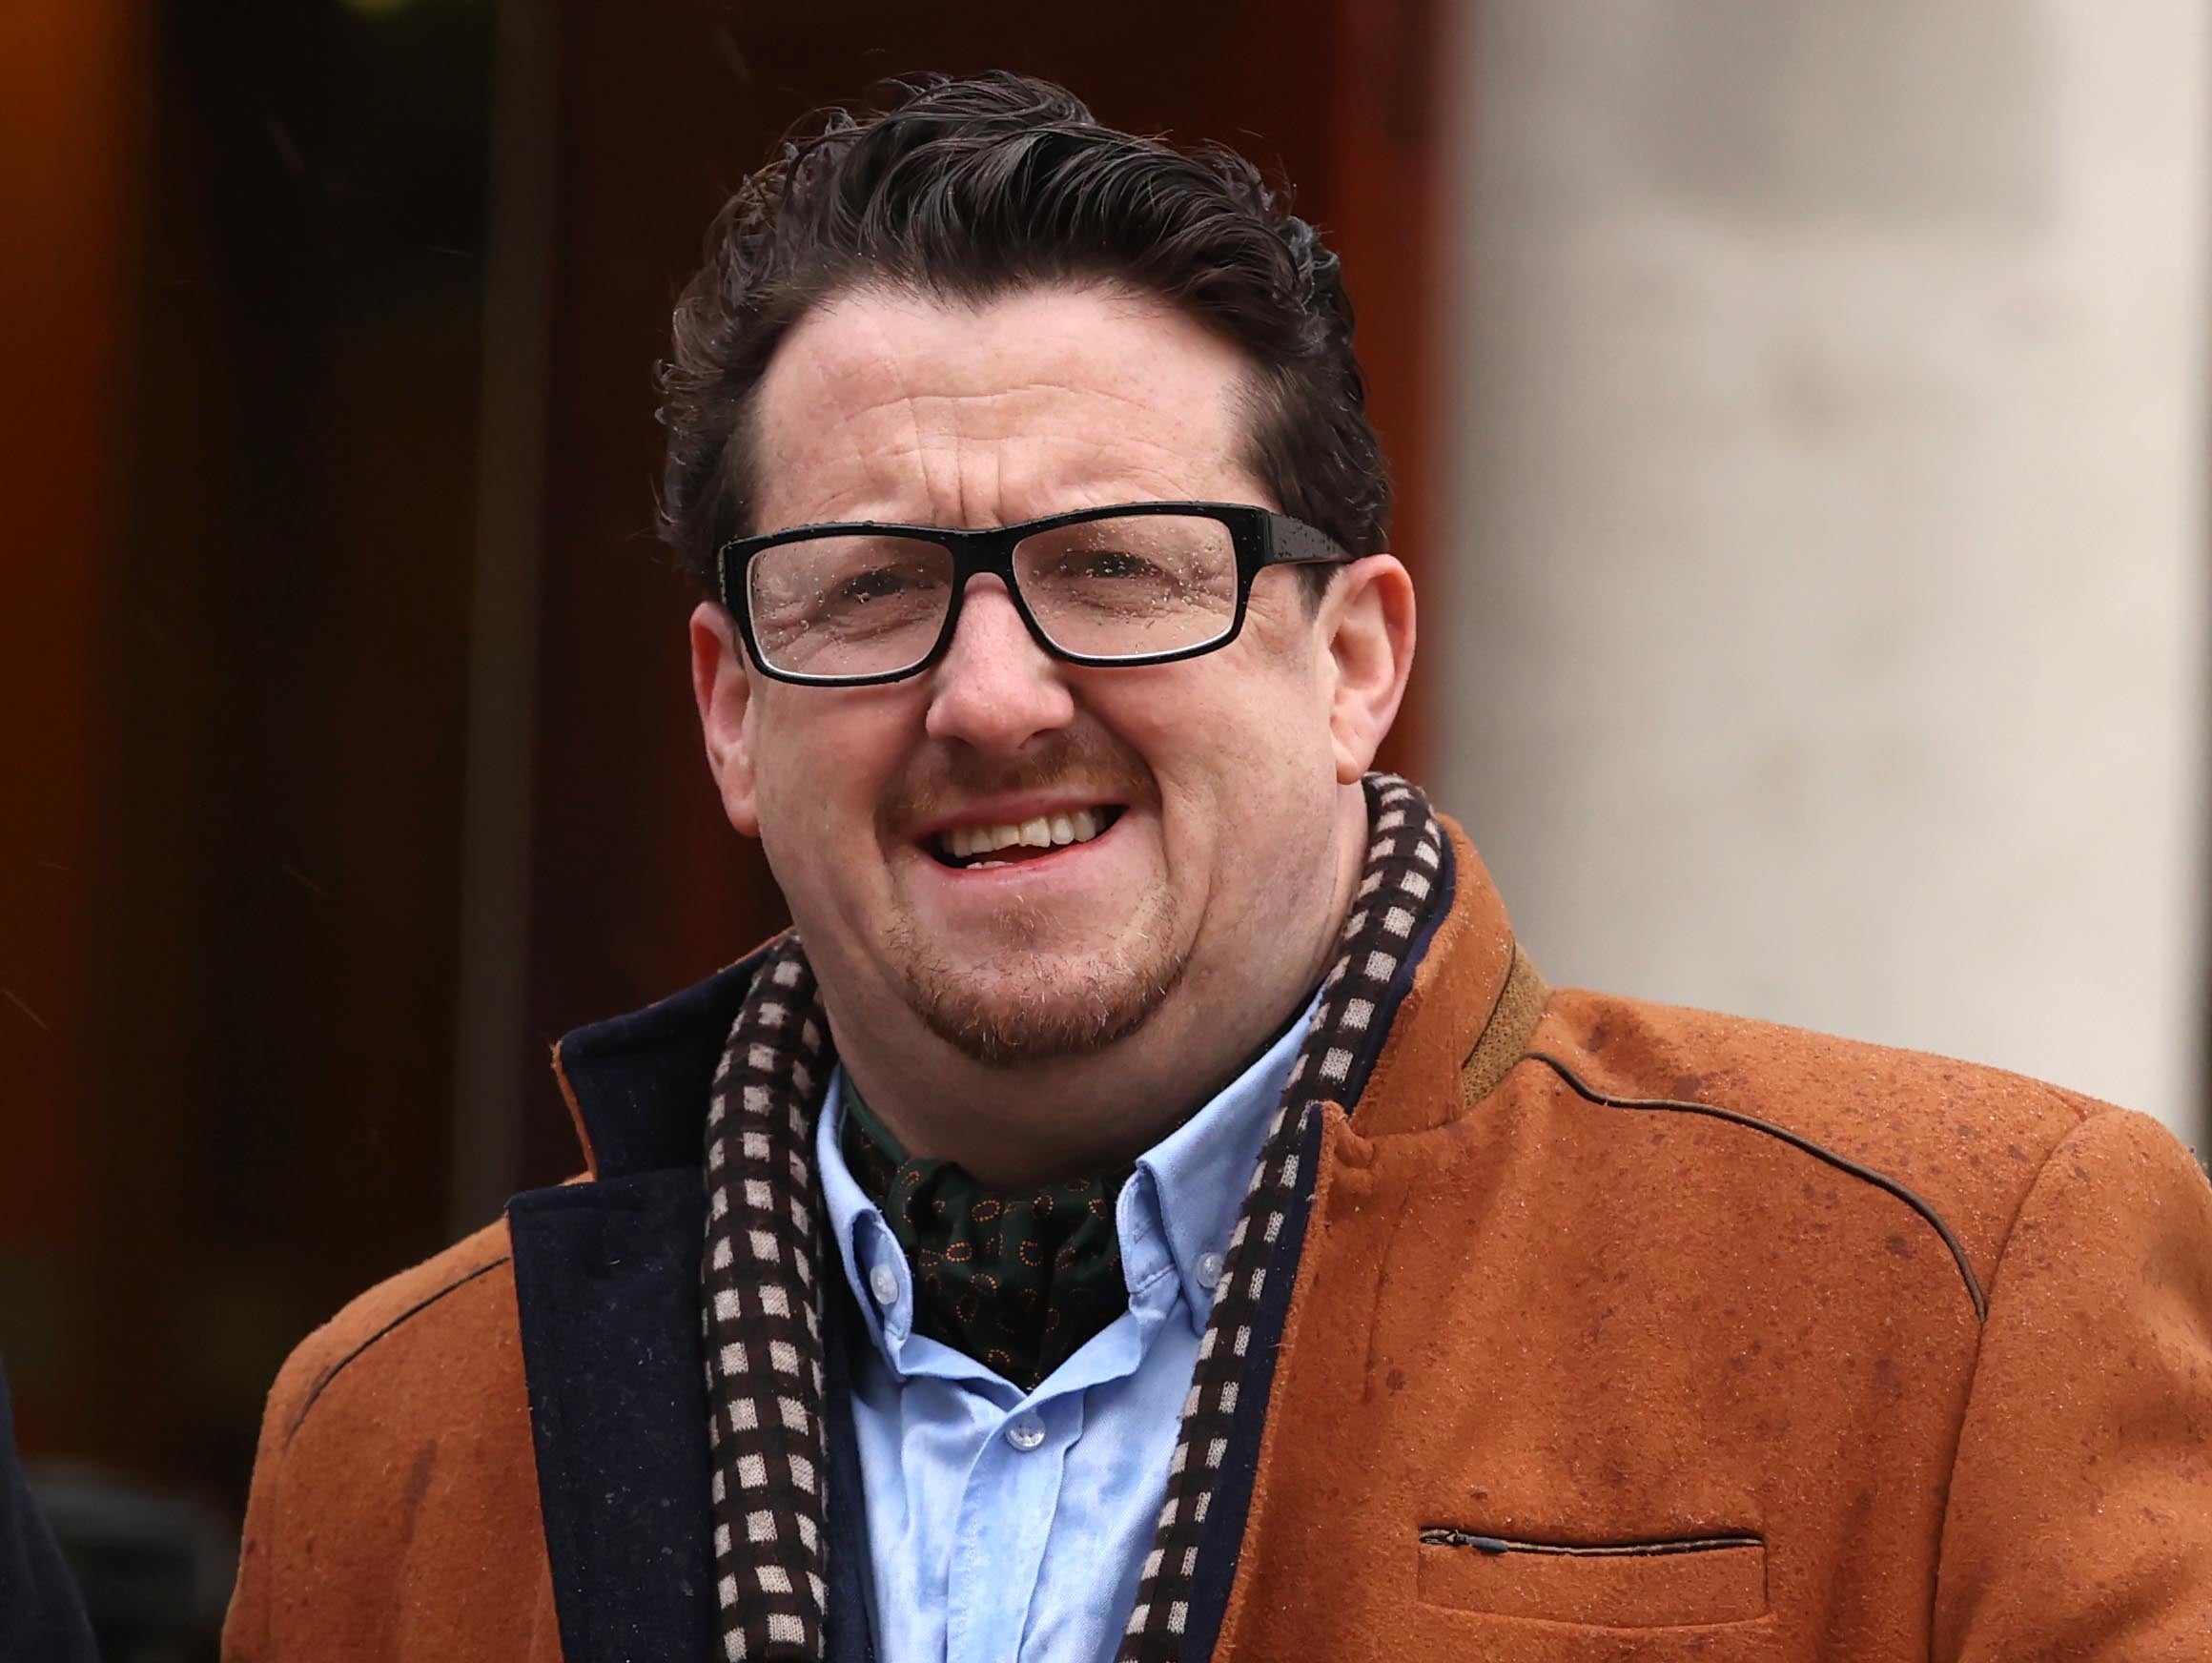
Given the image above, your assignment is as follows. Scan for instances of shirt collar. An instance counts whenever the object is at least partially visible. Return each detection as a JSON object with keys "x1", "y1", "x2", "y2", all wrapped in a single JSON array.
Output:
[
  {"x1": 1125, "y1": 994, "x2": 1317, "y2": 1332},
  {"x1": 817, "y1": 1077, "x2": 915, "y2": 1364}
]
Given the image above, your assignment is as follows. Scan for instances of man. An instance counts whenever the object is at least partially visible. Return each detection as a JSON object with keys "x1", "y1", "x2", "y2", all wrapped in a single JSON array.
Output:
[{"x1": 225, "y1": 72, "x2": 2212, "y2": 1663}]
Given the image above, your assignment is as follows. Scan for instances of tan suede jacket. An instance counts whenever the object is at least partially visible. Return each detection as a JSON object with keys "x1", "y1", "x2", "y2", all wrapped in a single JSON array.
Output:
[{"x1": 225, "y1": 823, "x2": 2212, "y2": 1660}]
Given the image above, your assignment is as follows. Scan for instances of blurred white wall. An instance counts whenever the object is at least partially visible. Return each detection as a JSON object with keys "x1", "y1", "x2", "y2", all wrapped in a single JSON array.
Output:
[{"x1": 1433, "y1": 0, "x2": 2209, "y2": 1147}]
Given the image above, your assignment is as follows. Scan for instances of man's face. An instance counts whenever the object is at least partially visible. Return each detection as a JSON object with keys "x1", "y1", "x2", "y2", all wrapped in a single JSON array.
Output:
[{"x1": 693, "y1": 282, "x2": 1379, "y2": 1072}]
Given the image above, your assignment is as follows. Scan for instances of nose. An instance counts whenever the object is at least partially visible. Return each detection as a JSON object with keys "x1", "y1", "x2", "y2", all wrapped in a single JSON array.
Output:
[{"x1": 923, "y1": 576, "x2": 1076, "y2": 754}]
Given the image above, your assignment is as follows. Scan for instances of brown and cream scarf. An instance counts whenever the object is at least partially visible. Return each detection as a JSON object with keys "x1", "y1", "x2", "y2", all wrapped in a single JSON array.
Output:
[{"x1": 699, "y1": 774, "x2": 1448, "y2": 1661}]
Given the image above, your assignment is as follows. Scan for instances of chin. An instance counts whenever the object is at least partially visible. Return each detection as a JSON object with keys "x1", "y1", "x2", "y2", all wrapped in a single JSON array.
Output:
[
  {"x1": 905, "y1": 974, "x2": 1178, "y2": 1067},
  {"x1": 890, "y1": 914, "x2": 1190, "y2": 1069}
]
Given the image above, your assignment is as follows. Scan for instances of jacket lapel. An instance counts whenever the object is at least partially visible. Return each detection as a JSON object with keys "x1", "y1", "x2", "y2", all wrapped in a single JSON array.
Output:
[
  {"x1": 509, "y1": 1168, "x2": 717, "y2": 1663},
  {"x1": 510, "y1": 1189, "x2": 883, "y2": 1663},
  {"x1": 508, "y1": 948, "x2": 836, "y2": 1663}
]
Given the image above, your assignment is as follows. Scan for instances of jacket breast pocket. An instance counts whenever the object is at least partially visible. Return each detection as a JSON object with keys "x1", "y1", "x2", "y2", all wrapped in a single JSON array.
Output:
[{"x1": 1415, "y1": 1528, "x2": 1770, "y2": 1629}]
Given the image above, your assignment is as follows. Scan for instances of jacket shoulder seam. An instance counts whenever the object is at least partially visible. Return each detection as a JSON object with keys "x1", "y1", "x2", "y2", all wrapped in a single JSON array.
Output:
[
  {"x1": 285, "y1": 1253, "x2": 511, "y2": 1444},
  {"x1": 1526, "y1": 1052, "x2": 1989, "y2": 1322}
]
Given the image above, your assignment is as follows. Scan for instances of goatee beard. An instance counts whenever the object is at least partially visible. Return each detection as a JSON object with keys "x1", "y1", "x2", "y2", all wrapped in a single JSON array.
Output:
[{"x1": 886, "y1": 887, "x2": 1188, "y2": 1066}]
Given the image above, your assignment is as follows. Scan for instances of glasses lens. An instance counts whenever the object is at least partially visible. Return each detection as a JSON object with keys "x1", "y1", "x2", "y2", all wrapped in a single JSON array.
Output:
[
  {"x1": 746, "y1": 534, "x2": 955, "y2": 679},
  {"x1": 1014, "y1": 513, "x2": 1239, "y2": 659}
]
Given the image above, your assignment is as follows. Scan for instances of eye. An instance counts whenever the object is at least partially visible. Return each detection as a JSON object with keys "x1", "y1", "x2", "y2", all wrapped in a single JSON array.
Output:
[
  {"x1": 1064, "y1": 547, "x2": 1164, "y2": 582},
  {"x1": 838, "y1": 566, "x2": 922, "y2": 604}
]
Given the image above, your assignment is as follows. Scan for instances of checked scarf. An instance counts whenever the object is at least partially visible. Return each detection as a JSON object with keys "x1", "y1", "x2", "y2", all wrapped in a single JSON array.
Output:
[{"x1": 699, "y1": 774, "x2": 1448, "y2": 1661}]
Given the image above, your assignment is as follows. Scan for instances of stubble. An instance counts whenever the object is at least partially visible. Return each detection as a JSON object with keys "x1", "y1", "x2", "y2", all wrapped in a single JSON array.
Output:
[{"x1": 884, "y1": 881, "x2": 1189, "y2": 1066}]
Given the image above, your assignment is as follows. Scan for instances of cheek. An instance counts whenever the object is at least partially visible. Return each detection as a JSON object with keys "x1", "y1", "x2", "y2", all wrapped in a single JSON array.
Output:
[
  {"x1": 1198, "y1": 639, "x2": 1342, "y2": 780},
  {"x1": 748, "y1": 696, "x2": 907, "y2": 857},
  {"x1": 1119, "y1": 654, "x2": 1339, "y2": 847}
]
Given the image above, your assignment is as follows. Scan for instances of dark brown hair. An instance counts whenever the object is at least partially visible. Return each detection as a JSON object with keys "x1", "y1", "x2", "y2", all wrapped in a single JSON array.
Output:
[{"x1": 655, "y1": 71, "x2": 1389, "y2": 602}]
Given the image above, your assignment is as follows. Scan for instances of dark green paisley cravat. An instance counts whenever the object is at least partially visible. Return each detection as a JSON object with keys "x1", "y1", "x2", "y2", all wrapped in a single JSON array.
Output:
[{"x1": 839, "y1": 1083, "x2": 1131, "y2": 1390}]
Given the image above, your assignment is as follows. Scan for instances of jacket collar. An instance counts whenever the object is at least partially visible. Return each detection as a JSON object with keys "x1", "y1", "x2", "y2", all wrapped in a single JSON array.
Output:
[
  {"x1": 550, "y1": 948, "x2": 768, "y2": 1179},
  {"x1": 1350, "y1": 814, "x2": 1542, "y2": 1137}
]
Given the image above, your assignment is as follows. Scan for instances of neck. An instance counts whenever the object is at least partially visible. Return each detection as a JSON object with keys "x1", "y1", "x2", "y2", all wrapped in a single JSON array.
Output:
[{"x1": 828, "y1": 787, "x2": 1369, "y2": 1189}]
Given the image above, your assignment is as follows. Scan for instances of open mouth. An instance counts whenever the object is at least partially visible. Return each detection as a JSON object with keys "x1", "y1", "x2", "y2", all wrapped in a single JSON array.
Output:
[{"x1": 928, "y1": 805, "x2": 1126, "y2": 870}]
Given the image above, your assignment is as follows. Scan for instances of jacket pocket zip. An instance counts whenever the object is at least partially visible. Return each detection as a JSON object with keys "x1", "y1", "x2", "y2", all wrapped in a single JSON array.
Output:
[{"x1": 1419, "y1": 1528, "x2": 1762, "y2": 1557}]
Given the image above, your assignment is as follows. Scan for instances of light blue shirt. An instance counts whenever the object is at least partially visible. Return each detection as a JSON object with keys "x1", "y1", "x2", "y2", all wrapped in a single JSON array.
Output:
[{"x1": 815, "y1": 1003, "x2": 1313, "y2": 1663}]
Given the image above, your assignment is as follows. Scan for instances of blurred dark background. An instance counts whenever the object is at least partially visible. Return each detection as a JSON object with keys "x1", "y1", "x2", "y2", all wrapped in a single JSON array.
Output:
[{"x1": 2, "y1": 1, "x2": 1443, "y2": 1653}]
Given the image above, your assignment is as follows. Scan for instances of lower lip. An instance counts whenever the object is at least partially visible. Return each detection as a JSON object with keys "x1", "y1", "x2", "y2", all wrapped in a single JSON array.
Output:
[{"x1": 920, "y1": 811, "x2": 1126, "y2": 883}]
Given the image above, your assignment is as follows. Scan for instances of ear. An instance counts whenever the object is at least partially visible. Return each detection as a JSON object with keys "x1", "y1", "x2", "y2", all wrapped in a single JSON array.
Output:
[
  {"x1": 689, "y1": 602, "x2": 762, "y2": 836},
  {"x1": 1318, "y1": 555, "x2": 1416, "y2": 784}
]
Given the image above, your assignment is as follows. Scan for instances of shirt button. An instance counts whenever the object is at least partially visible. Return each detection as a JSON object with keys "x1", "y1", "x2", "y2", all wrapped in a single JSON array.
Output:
[
  {"x1": 1196, "y1": 1251, "x2": 1226, "y2": 1289},
  {"x1": 868, "y1": 1263, "x2": 899, "y2": 1306},
  {"x1": 1004, "y1": 1416, "x2": 1046, "y2": 1453}
]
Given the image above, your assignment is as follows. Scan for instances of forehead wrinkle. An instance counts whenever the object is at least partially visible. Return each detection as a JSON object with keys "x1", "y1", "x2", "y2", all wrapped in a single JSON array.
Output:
[
  {"x1": 879, "y1": 378, "x2": 1170, "y2": 416},
  {"x1": 954, "y1": 421, "x2": 1003, "y2": 532},
  {"x1": 786, "y1": 389, "x2": 1238, "y2": 526}
]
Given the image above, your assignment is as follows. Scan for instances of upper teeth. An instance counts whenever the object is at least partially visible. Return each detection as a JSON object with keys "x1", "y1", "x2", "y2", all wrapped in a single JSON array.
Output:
[{"x1": 943, "y1": 808, "x2": 1106, "y2": 861}]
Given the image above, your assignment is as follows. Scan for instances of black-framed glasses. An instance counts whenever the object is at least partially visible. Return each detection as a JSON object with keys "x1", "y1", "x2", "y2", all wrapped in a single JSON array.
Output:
[{"x1": 716, "y1": 501, "x2": 1352, "y2": 686}]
